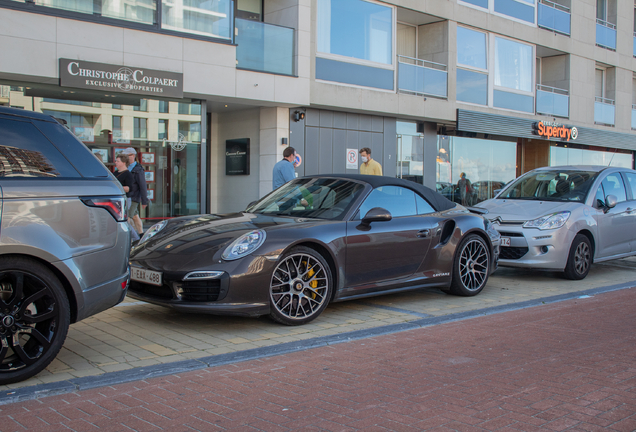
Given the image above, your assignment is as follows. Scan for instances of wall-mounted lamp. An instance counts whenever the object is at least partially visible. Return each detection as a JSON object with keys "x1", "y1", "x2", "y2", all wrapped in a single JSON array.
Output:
[
  {"x1": 293, "y1": 111, "x2": 305, "y2": 122},
  {"x1": 281, "y1": 137, "x2": 288, "y2": 146}
]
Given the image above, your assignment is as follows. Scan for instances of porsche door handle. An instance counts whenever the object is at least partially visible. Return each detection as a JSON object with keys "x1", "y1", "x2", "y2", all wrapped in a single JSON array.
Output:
[{"x1": 417, "y1": 229, "x2": 430, "y2": 238}]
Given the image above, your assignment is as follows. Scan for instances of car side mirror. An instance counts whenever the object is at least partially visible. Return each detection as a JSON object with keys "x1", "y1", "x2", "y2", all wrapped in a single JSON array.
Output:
[
  {"x1": 246, "y1": 200, "x2": 258, "y2": 210},
  {"x1": 360, "y1": 207, "x2": 392, "y2": 227},
  {"x1": 604, "y1": 194, "x2": 617, "y2": 211}
]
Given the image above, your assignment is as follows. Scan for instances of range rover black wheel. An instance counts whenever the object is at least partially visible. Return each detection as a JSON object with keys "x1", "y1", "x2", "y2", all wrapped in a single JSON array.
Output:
[
  {"x1": 0, "y1": 257, "x2": 70, "y2": 385},
  {"x1": 269, "y1": 246, "x2": 333, "y2": 326}
]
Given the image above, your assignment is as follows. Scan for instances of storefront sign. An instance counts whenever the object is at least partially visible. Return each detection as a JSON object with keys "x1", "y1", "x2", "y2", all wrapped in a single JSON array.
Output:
[
  {"x1": 533, "y1": 121, "x2": 578, "y2": 142},
  {"x1": 226, "y1": 139, "x2": 250, "y2": 175},
  {"x1": 59, "y1": 59, "x2": 183, "y2": 98}
]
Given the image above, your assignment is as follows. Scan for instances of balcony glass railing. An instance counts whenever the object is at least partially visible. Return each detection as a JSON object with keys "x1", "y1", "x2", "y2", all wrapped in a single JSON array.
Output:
[
  {"x1": 633, "y1": 32, "x2": 636, "y2": 57},
  {"x1": 632, "y1": 105, "x2": 636, "y2": 129},
  {"x1": 536, "y1": 85, "x2": 569, "y2": 118},
  {"x1": 397, "y1": 56, "x2": 448, "y2": 99},
  {"x1": 596, "y1": 19, "x2": 617, "y2": 50},
  {"x1": 235, "y1": 18, "x2": 294, "y2": 76},
  {"x1": 537, "y1": 0, "x2": 570, "y2": 35},
  {"x1": 594, "y1": 97, "x2": 615, "y2": 126}
]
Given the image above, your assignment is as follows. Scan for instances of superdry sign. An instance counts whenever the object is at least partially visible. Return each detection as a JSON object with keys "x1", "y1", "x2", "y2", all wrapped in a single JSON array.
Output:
[
  {"x1": 532, "y1": 121, "x2": 578, "y2": 142},
  {"x1": 59, "y1": 59, "x2": 183, "y2": 98}
]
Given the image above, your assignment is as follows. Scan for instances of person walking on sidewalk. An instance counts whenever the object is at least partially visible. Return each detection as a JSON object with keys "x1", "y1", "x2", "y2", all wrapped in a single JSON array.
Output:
[
  {"x1": 121, "y1": 147, "x2": 148, "y2": 236},
  {"x1": 272, "y1": 146, "x2": 297, "y2": 189},
  {"x1": 359, "y1": 147, "x2": 382, "y2": 176}
]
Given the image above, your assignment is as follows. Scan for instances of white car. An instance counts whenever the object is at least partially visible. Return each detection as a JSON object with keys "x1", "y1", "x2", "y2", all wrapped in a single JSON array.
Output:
[{"x1": 475, "y1": 165, "x2": 636, "y2": 280}]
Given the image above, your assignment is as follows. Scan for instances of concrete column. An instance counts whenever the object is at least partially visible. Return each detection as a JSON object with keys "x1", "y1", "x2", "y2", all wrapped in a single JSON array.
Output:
[
  {"x1": 568, "y1": 54, "x2": 595, "y2": 126},
  {"x1": 259, "y1": 107, "x2": 290, "y2": 198},
  {"x1": 421, "y1": 121, "x2": 438, "y2": 191}
]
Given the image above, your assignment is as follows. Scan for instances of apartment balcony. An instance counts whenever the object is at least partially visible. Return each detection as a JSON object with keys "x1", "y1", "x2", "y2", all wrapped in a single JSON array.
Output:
[
  {"x1": 594, "y1": 97, "x2": 615, "y2": 126},
  {"x1": 397, "y1": 56, "x2": 447, "y2": 99},
  {"x1": 632, "y1": 105, "x2": 636, "y2": 129},
  {"x1": 235, "y1": 18, "x2": 294, "y2": 76},
  {"x1": 596, "y1": 19, "x2": 617, "y2": 50},
  {"x1": 633, "y1": 32, "x2": 636, "y2": 57},
  {"x1": 537, "y1": 0, "x2": 570, "y2": 36},
  {"x1": 536, "y1": 85, "x2": 569, "y2": 118}
]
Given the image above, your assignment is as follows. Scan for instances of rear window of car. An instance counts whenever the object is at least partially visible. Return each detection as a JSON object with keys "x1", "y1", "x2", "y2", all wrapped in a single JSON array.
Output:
[
  {"x1": 0, "y1": 117, "x2": 80, "y2": 178},
  {"x1": 33, "y1": 120, "x2": 111, "y2": 178}
]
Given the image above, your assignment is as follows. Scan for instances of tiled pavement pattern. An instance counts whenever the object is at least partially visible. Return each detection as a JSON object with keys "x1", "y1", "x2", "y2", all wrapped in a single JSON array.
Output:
[
  {"x1": 1, "y1": 257, "x2": 635, "y2": 393},
  {"x1": 2, "y1": 284, "x2": 636, "y2": 431}
]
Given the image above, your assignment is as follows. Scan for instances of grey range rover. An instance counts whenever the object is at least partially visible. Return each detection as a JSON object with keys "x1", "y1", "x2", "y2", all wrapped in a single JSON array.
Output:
[{"x1": 0, "y1": 106, "x2": 131, "y2": 384}]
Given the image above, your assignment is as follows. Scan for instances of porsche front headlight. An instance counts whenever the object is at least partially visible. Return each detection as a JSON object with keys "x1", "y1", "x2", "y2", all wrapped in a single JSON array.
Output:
[
  {"x1": 523, "y1": 211, "x2": 570, "y2": 230},
  {"x1": 139, "y1": 220, "x2": 168, "y2": 244},
  {"x1": 221, "y1": 230, "x2": 266, "y2": 261}
]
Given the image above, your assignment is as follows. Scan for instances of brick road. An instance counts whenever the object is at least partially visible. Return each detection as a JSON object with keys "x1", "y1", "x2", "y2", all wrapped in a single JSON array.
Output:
[{"x1": 2, "y1": 285, "x2": 635, "y2": 431}]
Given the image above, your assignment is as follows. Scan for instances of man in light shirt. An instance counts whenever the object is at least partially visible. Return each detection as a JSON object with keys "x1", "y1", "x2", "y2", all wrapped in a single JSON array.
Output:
[{"x1": 359, "y1": 147, "x2": 382, "y2": 176}]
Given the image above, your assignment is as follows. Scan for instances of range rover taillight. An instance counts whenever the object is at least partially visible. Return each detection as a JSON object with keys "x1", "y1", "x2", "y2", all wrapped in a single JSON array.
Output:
[{"x1": 81, "y1": 196, "x2": 127, "y2": 222}]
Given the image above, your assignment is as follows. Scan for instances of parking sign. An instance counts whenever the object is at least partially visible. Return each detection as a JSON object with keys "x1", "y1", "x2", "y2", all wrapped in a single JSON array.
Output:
[{"x1": 346, "y1": 149, "x2": 358, "y2": 170}]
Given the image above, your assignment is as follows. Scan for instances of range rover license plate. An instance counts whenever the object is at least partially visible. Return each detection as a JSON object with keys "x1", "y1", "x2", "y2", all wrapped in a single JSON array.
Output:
[
  {"x1": 131, "y1": 267, "x2": 162, "y2": 286},
  {"x1": 501, "y1": 237, "x2": 511, "y2": 247}
]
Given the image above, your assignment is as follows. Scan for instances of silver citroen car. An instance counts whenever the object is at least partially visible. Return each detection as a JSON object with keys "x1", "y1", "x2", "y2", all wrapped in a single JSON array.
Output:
[
  {"x1": 475, "y1": 165, "x2": 636, "y2": 280},
  {"x1": 0, "y1": 107, "x2": 131, "y2": 384}
]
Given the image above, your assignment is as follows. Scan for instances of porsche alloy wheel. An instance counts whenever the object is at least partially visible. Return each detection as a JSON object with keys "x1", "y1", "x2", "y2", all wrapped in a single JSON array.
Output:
[
  {"x1": 269, "y1": 246, "x2": 332, "y2": 325},
  {"x1": 0, "y1": 258, "x2": 70, "y2": 385},
  {"x1": 448, "y1": 234, "x2": 490, "y2": 296}
]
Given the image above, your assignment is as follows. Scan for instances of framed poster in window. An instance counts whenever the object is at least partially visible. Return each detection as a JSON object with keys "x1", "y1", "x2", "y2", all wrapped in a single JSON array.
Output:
[
  {"x1": 147, "y1": 189, "x2": 154, "y2": 200},
  {"x1": 145, "y1": 170, "x2": 154, "y2": 182},
  {"x1": 74, "y1": 126, "x2": 94, "y2": 143},
  {"x1": 91, "y1": 148, "x2": 109, "y2": 163},
  {"x1": 225, "y1": 138, "x2": 250, "y2": 175},
  {"x1": 113, "y1": 147, "x2": 129, "y2": 157},
  {"x1": 140, "y1": 152, "x2": 155, "y2": 164}
]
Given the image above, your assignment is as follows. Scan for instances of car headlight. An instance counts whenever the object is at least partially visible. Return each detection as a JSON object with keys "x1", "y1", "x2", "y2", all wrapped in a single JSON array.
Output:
[
  {"x1": 139, "y1": 220, "x2": 168, "y2": 244},
  {"x1": 523, "y1": 211, "x2": 570, "y2": 230},
  {"x1": 221, "y1": 230, "x2": 266, "y2": 261}
]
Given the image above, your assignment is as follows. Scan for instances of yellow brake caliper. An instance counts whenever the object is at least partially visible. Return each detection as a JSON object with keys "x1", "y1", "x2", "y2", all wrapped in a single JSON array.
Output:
[{"x1": 304, "y1": 261, "x2": 318, "y2": 296}]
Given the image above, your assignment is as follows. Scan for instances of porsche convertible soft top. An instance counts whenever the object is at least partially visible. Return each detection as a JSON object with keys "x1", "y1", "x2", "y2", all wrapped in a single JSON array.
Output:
[{"x1": 310, "y1": 174, "x2": 457, "y2": 212}]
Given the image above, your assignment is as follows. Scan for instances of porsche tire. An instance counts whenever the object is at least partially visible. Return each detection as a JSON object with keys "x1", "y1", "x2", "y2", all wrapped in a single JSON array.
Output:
[
  {"x1": 269, "y1": 246, "x2": 333, "y2": 326},
  {"x1": 447, "y1": 234, "x2": 490, "y2": 296}
]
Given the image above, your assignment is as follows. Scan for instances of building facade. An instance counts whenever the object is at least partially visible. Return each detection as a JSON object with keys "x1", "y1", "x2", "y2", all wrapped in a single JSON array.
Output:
[{"x1": 1, "y1": 0, "x2": 635, "y2": 218}]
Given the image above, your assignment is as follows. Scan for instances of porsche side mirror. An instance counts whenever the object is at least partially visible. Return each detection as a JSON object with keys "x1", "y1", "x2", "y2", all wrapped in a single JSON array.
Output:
[
  {"x1": 361, "y1": 207, "x2": 392, "y2": 227},
  {"x1": 604, "y1": 194, "x2": 617, "y2": 212}
]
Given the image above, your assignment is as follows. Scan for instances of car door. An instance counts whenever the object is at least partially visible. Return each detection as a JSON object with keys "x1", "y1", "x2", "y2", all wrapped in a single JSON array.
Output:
[
  {"x1": 344, "y1": 186, "x2": 436, "y2": 290},
  {"x1": 621, "y1": 171, "x2": 636, "y2": 252},
  {"x1": 594, "y1": 172, "x2": 631, "y2": 258}
]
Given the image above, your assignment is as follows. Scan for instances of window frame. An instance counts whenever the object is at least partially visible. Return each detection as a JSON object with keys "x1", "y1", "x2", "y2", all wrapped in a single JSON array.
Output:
[
  {"x1": 458, "y1": 0, "x2": 537, "y2": 26},
  {"x1": 315, "y1": 0, "x2": 397, "y2": 91}
]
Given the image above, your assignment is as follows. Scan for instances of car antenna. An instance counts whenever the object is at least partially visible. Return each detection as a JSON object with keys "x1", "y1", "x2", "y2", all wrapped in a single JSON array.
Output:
[{"x1": 608, "y1": 148, "x2": 618, "y2": 166}]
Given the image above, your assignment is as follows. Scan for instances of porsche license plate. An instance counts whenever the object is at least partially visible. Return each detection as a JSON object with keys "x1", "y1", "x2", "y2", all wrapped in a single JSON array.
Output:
[
  {"x1": 501, "y1": 237, "x2": 511, "y2": 247},
  {"x1": 131, "y1": 267, "x2": 162, "y2": 286}
]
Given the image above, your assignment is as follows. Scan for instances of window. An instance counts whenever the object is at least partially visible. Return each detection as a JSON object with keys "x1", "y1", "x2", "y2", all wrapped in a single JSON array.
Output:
[
  {"x1": 0, "y1": 117, "x2": 79, "y2": 178},
  {"x1": 134, "y1": 118, "x2": 147, "y2": 139},
  {"x1": 457, "y1": 27, "x2": 534, "y2": 112},
  {"x1": 601, "y1": 173, "x2": 627, "y2": 202},
  {"x1": 158, "y1": 101, "x2": 169, "y2": 113},
  {"x1": 416, "y1": 194, "x2": 435, "y2": 215},
  {"x1": 158, "y1": 119, "x2": 168, "y2": 140},
  {"x1": 493, "y1": 36, "x2": 534, "y2": 112},
  {"x1": 622, "y1": 172, "x2": 636, "y2": 199},
  {"x1": 178, "y1": 103, "x2": 202, "y2": 115},
  {"x1": 596, "y1": 68, "x2": 605, "y2": 98},
  {"x1": 317, "y1": 0, "x2": 392, "y2": 65},
  {"x1": 162, "y1": 0, "x2": 232, "y2": 40},
  {"x1": 457, "y1": 27, "x2": 488, "y2": 106},
  {"x1": 112, "y1": 104, "x2": 122, "y2": 109},
  {"x1": 597, "y1": 0, "x2": 607, "y2": 21},
  {"x1": 134, "y1": 99, "x2": 148, "y2": 112},
  {"x1": 112, "y1": 116, "x2": 122, "y2": 133},
  {"x1": 460, "y1": 0, "x2": 536, "y2": 24},
  {"x1": 316, "y1": 0, "x2": 395, "y2": 90},
  {"x1": 178, "y1": 121, "x2": 200, "y2": 142},
  {"x1": 358, "y1": 186, "x2": 417, "y2": 218}
]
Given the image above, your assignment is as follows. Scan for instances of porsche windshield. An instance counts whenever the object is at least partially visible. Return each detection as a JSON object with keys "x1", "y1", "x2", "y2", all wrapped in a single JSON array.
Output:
[
  {"x1": 498, "y1": 170, "x2": 599, "y2": 202},
  {"x1": 247, "y1": 178, "x2": 365, "y2": 219}
]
